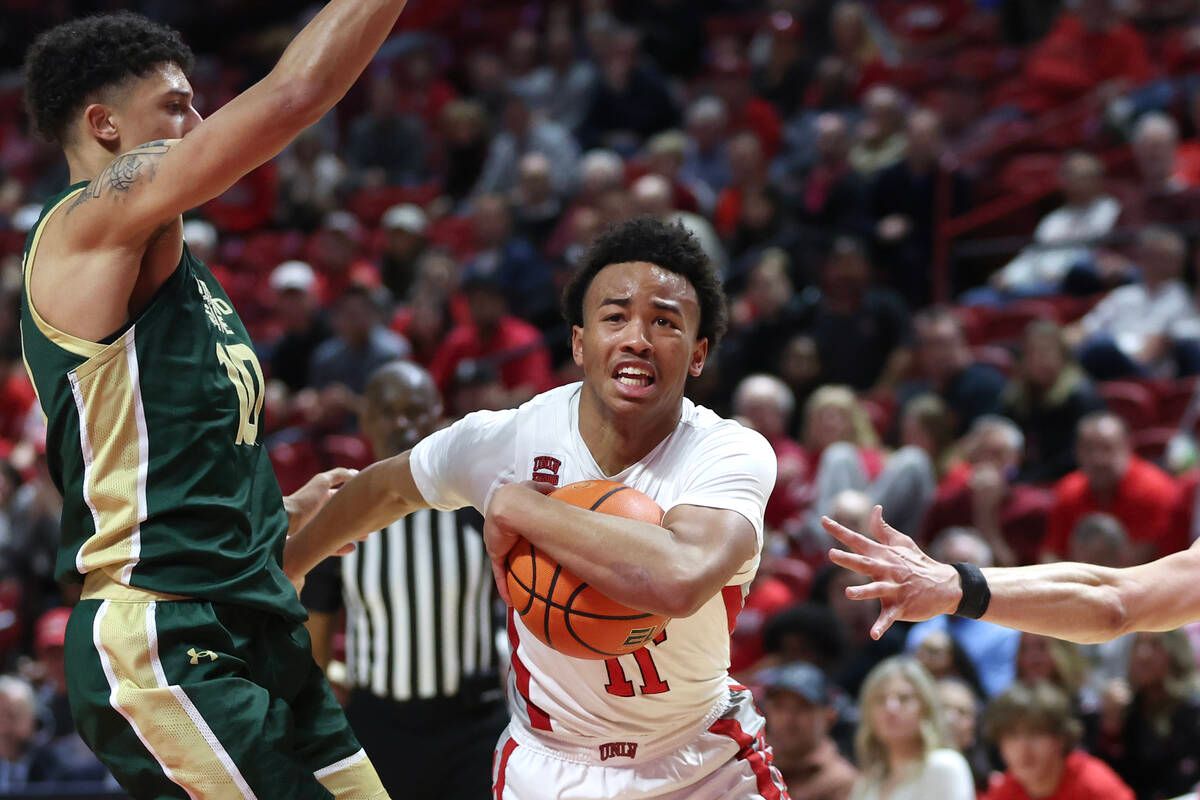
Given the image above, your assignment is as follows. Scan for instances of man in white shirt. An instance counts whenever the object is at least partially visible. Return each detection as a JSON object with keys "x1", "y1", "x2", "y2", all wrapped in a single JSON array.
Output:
[
  {"x1": 285, "y1": 218, "x2": 784, "y2": 799},
  {"x1": 1068, "y1": 225, "x2": 1197, "y2": 379}
]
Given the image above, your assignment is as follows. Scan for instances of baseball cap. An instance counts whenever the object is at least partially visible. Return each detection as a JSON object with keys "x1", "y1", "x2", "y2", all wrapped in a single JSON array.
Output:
[
  {"x1": 269, "y1": 260, "x2": 317, "y2": 294},
  {"x1": 381, "y1": 204, "x2": 429, "y2": 236},
  {"x1": 35, "y1": 607, "x2": 71, "y2": 651},
  {"x1": 758, "y1": 662, "x2": 830, "y2": 705},
  {"x1": 323, "y1": 210, "x2": 363, "y2": 239}
]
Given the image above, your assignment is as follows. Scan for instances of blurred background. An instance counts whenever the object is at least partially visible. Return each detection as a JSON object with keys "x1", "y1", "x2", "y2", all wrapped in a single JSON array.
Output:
[{"x1": 5, "y1": 0, "x2": 1200, "y2": 797}]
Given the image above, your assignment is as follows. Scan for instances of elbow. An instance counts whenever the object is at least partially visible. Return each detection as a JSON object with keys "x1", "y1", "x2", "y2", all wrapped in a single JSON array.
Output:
[
  {"x1": 653, "y1": 572, "x2": 717, "y2": 619},
  {"x1": 269, "y1": 78, "x2": 329, "y2": 129},
  {"x1": 1073, "y1": 585, "x2": 1130, "y2": 645}
]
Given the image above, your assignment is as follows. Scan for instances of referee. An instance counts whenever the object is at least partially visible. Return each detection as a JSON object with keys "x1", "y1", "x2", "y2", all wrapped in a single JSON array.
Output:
[{"x1": 303, "y1": 361, "x2": 507, "y2": 798}]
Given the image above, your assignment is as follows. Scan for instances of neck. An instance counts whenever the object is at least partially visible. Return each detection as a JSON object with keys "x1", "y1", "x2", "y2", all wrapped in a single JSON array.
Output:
[
  {"x1": 1023, "y1": 757, "x2": 1067, "y2": 798},
  {"x1": 577, "y1": 383, "x2": 681, "y2": 475},
  {"x1": 886, "y1": 740, "x2": 923, "y2": 775},
  {"x1": 66, "y1": 145, "x2": 115, "y2": 184}
]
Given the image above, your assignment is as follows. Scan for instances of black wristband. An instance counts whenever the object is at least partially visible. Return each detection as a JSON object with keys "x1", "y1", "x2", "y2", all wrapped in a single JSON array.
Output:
[{"x1": 951, "y1": 562, "x2": 991, "y2": 619}]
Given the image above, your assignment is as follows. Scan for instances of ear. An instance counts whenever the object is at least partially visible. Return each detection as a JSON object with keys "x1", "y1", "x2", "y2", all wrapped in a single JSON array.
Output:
[
  {"x1": 571, "y1": 325, "x2": 584, "y2": 367},
  {"x1": 82, "y1": 102, "x2": 120, "y2": 147},
  {"x1": 689, "y1": 337, "x2": 709, "y2": 378}
]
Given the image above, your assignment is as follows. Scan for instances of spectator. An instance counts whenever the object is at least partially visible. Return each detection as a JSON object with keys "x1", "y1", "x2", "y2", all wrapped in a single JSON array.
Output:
[
  {"x1": 511, "y1": 25, "x2": 597, "y2": 133},
  {"x1": 734, "y1": 374, "x2": 808, "y2": 538},
  {"x1": 751, "y1": 11, "x2": 814, "y2": 118},
  {"x1": 714, "y1": 131, "x2": 769, "y2": 241},
  {"x1": 474, "y1": 91, "x2": 580, "y2": 199},
  {"x1": 905, "y1": 529, "x2": 1021, "y2": 697},
  {"x1": 829, "y1": 1, "x2": 894, "y2": 98},
  {"x1": 1014, "y1": 633, "x2": 1087, "y2": 708},
  {"x1": 975, "y1": 153, "x2": 1121, "y2": 302},
  {"x1": 777, "y1": 334, "x2": 824, "y2": 435},
  {"x1": 805, "y1": 236, "x2": 912, "y2": 394},
  {"x1": 914, "y1": 630, "x2": 986, "y2": 700},
  {"x1": 923, "y1": 415, "x2": 1055, "y2": 566},
  {"x1": 1084, "y1": 629, "x2": 1200, "y2": 800},
  {"x1": 802, "y1": 386, "x2": 935, "y2": 553},
  {"x1": 4, "y1": 444, "x2": 60, "y2": 651},
  {"x1": 760, "y1": 662, "x2": 859, "y2": 800},
  {"x1": 871, "y1": 109, "x2": 971, "y2": 307},
  {"x1": 267, "y1": 261, "x2": 333, "y2": 394},
  {"x1": 309, "y1": 284, "x2": 411, "y2": 398},
  {"x1": 903, "y1": 307, "x2": 1007, "y2": 436},
  {"x1": 309, "y1": 211, "x2": 382, "y2": 302},
  {"x1": 1043, "y1": 412, "x2": 1182, "y2": 562},
  {"x1": 275, "y1": 127, "x2": 348, "y2": 231},
  {"x1": 812, "y1": 564, "x2": 906, "y2": 699},
  {"x1": 1068, "y1": 514, "x2": 1135, "y2": 697},
  {"x1": 462, "y1": 193, "x2": 557, "y2": 326},
  {"x1": 509, "y1": 152, "x2": 564, "y2": 250},
  {"x1": 1070, "y1": 226, "x2": 1196, "y2": 379},
  {"x1": 726, "y1": 185, "x2": 805, "y2": 289},
  {"x1": 345, "y1": 72, "x2": 426, "y2": 187},
  {"x1": 724, "y1": 250, "x2": 811, "y2": 390},
  {"x1": 626, "y1": 0, "x2": 707, "y2": 80},
  {"x1": 778, "y1": 113, "x2": 872, "y2": 250},
  {"x1": 390, "y1": 249, "x2": 464, "y2": 367},
  {"x1": 0, "y1": 675, "x2": 60, "y2": 790},
  {"x1": 938, "y1": 677, "x2": 994, "y2": 793},
  {"x1": 848, "y1": 85, "x2": 907, "y2": 177},
  {"x1": 898, "y1": 394, "x2": 957, "y2": 481},
  {"x1": 1002, "y1": 320, "x2": 1105, "y2": 484},
  {"x1": 429, "y1": 273, "x2": 553, "y2": 413},
  {"x1": 706, "y1": 53, "x2": 783, "y2": 161},
  {"x1": 1017, "y1": 0, "x2": 1153, "y2": 115},
  {"x1": 850, "y1": 657, "x2": 975, "y2": 800},
  {"x1": 437, "y1": 100, "x2": 491, "y2": 205},
  {"x1": 378, "y1": 204, "x2": 429, "y2": 301},
  {"x1": 678, "y1": 96, "x2": 731, "y2": 212},
  {"x1": 983, "y1": 682, "x2": 1133, "y2": 800},
  {"x1": 631, "y1": 174, "x2": 727, "y2": 276},
  {"x1": 579, "y1": 26, "x2": 679, "y2": 151}
]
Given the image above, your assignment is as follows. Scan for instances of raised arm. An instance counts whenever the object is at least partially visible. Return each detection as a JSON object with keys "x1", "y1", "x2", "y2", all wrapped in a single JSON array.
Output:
[
  {"x1": 67, "y1": 0, "x2": 409, "y2": 246},
  {"x1": 283, "y1": 451, "x2": 430, "y2": 583},
  {"x1": 823, "y1": 507, "x2": 1200, "y2": 644}
]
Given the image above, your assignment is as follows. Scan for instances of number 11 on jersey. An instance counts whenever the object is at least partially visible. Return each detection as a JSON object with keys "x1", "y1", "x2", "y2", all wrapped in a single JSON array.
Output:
[{"x1": 604, "y1": 630, "x2": 670, "y2": 697}]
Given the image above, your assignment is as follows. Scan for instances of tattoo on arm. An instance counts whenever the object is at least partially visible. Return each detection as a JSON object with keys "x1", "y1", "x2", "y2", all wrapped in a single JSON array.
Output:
[{"x1": 67, "y1": 140, "x2": 174, "y2": 214}]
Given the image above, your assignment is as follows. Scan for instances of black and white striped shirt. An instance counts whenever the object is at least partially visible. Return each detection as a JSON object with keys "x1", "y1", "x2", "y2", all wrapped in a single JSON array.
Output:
[{"x1": 303, "y1": 508, "x2": 498, "y2": 702}]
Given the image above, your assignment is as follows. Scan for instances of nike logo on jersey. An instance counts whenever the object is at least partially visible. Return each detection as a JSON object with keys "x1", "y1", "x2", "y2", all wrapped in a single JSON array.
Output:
[{"x1": 187, "y1": 648, "x2": 219, "y2": 665}]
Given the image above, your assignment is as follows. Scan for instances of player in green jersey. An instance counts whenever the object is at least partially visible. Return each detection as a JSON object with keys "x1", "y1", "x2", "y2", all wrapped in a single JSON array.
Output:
[{"x1": 19, "y1": 4, "x2": 409, "y2": 797}]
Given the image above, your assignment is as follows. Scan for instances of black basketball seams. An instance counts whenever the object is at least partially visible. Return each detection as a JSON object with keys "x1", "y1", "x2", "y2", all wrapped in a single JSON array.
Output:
[
  {"x1": 563, "y1": 583, "x2": 626, "y2": 657},
  {"x1": 543, "y1": 564, "x2": 563, "y2": 648},
  {"x1": 508, "y1": 541, "x2": 537, "y2": 616},
  {"x1": 588, "y1": 485, "x2": 629, "y2": 510}
]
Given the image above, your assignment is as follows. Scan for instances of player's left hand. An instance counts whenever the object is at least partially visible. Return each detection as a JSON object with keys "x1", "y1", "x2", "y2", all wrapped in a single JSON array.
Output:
[
  {"x1": 484, "y1": 481, "x2": 557, "y2": 606},
  {"x1": 284, "y1": 468, "x2": 359, "y2": 539},
  {"x1": 822, "y1": 506, "x2": 961, "y2": 639}
]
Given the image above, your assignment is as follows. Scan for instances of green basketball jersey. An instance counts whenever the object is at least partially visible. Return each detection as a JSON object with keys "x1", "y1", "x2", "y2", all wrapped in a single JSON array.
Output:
[{"x1": 20, "y1": 183, "x2": 304, "y2": 621}]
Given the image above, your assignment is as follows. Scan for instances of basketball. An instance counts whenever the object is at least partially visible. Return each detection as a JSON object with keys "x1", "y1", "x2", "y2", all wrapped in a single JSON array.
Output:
[{"x1": 506, "y1": 480, "x2": 670, "y2": 660}]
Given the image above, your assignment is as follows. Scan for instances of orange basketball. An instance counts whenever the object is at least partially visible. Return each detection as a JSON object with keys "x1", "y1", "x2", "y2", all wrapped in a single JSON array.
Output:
[{"x1": 506, "y1": 480, "x2": 670, "y2": 660}]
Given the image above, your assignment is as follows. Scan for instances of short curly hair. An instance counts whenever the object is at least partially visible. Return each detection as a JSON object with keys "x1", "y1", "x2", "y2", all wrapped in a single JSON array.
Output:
[
  {"x1": 24, "y1": 12, "x2": 194, "y2": 145},
  {"x1": 562, "y1": 217, "x2": 728, "y2": 348}
]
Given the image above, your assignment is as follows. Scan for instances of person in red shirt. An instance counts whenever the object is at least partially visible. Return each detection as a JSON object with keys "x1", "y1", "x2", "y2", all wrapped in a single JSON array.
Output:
[
  {"x1": 923, "y1": 416, "x2": 1054, "y2": 566},
  {"x1": 429, "y1": 273, "x2": 554, "y2": 413},
  {"x1": 1043, "y1": 412, "x2": 1182, "y2": 563},
  {"x1": 1018, "y1": 0, "x2": 1153, "y2": 114},
  {"x1": 983, "y1": 681, "x2": 1133, "y2": 800},
  {"x1": 733, "y1": 373, "x2": 808, "y2": 536}
]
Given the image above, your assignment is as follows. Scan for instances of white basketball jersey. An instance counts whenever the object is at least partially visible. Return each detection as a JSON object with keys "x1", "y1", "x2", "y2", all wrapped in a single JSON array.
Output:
[{"x1": 410, "y1": 383, "x2": 777, "y2": 747}]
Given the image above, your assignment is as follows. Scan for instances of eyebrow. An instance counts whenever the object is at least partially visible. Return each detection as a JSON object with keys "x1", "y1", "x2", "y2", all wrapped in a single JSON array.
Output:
[
  {"x1": 651, "y1": 299, "x2": 683, "y2": 315},
  {"x1": 598, "y1": 297, "x2": 631, "y2": 308},
  {"x1": 161, "y1": 88, "x2": 193, "y2": 100}
]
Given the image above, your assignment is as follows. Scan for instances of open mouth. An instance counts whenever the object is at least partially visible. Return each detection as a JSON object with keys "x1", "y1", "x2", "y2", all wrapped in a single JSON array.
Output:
[{"x1": 612, "y1": 364, "x2": 656, "y2": 389}]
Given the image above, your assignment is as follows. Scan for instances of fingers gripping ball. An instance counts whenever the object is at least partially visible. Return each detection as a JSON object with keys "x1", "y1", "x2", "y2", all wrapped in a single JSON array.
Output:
[{"x1": 506, "y1": 480, "x2": 670, "y2": 659}]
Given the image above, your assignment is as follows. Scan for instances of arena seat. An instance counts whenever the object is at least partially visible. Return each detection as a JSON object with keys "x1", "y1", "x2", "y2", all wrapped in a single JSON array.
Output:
[
  {"x1": 1132, "y1": 427, "x2": 1176, "y2": 463},
  {"x1": 1098, "y1": 381, "x2": 1158, "y2": 430}
]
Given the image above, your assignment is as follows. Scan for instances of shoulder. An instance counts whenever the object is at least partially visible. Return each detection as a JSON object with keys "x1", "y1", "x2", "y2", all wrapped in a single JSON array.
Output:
[
  {"x1": 924, "y1": 748, "x2": 972, "y2": 779},
  {"x1": 1054, "y1": 470, "x2": 1090, "y2": 500},
  {"x1": 1128, "y1": 458, "x2": 1180, "y2": 496},
  {"x1": 680, "y1": 402, "x2": 775, "y2": 459},
  {"x1": 1066, "y1": 751, "x2": 1133, "y2": 796}
]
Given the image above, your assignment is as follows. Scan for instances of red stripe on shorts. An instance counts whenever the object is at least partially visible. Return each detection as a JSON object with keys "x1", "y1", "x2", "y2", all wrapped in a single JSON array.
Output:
[
  {"x1": 709, "y1": 718, "x2": 788, "y2": 800},
  {"x1": 722, "y1": 585, "x2": 745, "y2": 634},
  {"x1": 493, "y1": 737, "x2": 519, "y2": 799},
  {"x1": 506, "y1": 610, "x2": 552, "y2": 730}
]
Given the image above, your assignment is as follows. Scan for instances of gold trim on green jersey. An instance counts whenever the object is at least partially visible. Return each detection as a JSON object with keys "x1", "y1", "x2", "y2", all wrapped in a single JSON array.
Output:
[
  {"x1": 93, "y1": 600, "x2": 256, "y2": 798},
  {"x1": 313, "y1": 749, "x2": 388, "y2": 799},
  {"x1": 22, "y1": 187, "x2": 108, "y2": 359}
]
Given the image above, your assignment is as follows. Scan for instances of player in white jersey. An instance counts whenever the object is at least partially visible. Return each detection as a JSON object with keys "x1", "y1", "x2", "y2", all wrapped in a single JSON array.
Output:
[{"x1": 284, "y1": 217, "x2": 788, "y2": 800}]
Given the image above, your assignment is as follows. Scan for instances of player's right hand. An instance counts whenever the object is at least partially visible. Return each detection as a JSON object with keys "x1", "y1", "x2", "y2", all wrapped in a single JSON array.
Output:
[{"x1": 822, "y1": 506, "x2": 962, "y2": 639}]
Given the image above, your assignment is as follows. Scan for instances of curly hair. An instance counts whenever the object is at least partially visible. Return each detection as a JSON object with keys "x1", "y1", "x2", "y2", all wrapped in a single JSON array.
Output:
[
  {"x1": 561, "y1": 217, "x2": 728, "y2": 348},
  {"x1": 24, "y1": 12, "x2": 194, "y2": 145}
]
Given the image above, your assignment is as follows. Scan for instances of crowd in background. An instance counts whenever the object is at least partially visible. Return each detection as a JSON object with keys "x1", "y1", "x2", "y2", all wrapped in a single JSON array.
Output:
[{"x1": 7, "y1": 0, "x2": 1200, "y2": 797}]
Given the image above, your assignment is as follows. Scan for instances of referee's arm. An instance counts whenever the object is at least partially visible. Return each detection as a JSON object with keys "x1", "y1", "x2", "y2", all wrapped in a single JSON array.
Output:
[{"x1": 285, "y1": 451, "x2": 429, "y2": 584}]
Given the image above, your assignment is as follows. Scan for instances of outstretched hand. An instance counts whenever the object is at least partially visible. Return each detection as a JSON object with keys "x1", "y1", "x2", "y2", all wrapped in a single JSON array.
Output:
[{"x1": 822, "y1": 506, "x2": 962, "y2": 640}]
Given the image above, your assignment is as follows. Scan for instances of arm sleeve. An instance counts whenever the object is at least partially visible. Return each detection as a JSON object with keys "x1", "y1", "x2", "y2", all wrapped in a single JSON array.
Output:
[
  {"x1": 409, "y1": 408, "x2": 519, "y2": 513},
  {"x1": 669, "y1": 423, "x2": 778, "y2": 585},
  {"x1": 300, "y1": 557, "x2": 343, "y2": 614}
]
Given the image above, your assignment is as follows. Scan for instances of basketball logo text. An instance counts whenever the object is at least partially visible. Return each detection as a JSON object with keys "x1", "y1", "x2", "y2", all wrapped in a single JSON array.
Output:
[
  {"x1": 598, "y1": 742, "x2": 638, "y2": 762},
  {"x1": 532, "y1": 455, "x2": 562, "y2": 486},
  {"x1": 623, "y1": 627, "x2": 658, "y2": 648}
]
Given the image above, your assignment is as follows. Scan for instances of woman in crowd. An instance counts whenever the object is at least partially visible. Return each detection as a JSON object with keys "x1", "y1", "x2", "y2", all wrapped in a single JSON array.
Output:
[{"x1": 850, "y1": 657, "x2": 975, "y2": 800}]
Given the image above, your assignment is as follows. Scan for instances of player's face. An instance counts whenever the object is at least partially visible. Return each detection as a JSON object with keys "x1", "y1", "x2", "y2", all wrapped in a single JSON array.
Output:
[
  {"x1": 112, "y1": 62, "x2": 202, "y2": 150},
  {"x1": 573, "y1": 262, "x2": 707, "y2": 418}
]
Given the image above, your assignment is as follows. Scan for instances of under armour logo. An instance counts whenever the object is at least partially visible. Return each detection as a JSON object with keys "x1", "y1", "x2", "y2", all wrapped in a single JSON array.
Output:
[{"x1": 187, "y1": 648, "x2": 218, "y2": 665}]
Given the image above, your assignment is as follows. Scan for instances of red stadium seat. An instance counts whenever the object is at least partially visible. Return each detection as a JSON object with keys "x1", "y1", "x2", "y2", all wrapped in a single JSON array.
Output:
[
  {"x1": 321, "y1": 434, "x2": 374, "y2": 471},
  {"x1": 270, "y1": 439, "x2": 323, "y2": 495},
  {"x1": 1132, "y1": 427, "x2": 1176, "y2": 463},
  {"x1": 1098, "y1": 381, "x2": 1158, "y2": 430},
  {"x1": 976, "y1": 300, "x2": 1059, "y2": 345},
  {"x1": 1156, "y1": 379, "x2": 1199, "y2": 428}
]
